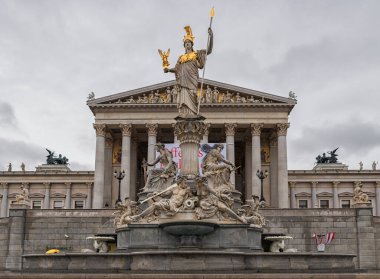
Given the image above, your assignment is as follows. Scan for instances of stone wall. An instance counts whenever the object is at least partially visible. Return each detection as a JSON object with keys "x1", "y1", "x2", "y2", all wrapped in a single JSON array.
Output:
[
  {"x1": 23, "y1": 209, "x2": 115, "y2": 255},
  {"x1": 0, "y1": 218, "x2": 10, "y2": 270},
  {"x1": 262, "y1": 208, "x2": 378, "y2": 270},
  {"x1": 0, "y1": 207, "x2": 378, "y2": 271}
]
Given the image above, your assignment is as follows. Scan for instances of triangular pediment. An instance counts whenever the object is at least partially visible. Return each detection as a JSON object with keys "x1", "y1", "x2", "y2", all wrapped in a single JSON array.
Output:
[{"x1": 87, "y1": 79, "x2": 296, "y2": 111}]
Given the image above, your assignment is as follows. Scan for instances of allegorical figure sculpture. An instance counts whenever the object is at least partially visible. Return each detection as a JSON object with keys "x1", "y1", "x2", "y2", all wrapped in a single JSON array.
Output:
[
  {"x1": 13, "y1": 184, "x2": 30, "y2": 205},
  {"x1": 238, "y1": 195, "x2": 266, "y2": 227},
  {"x1": 195, "y1": 177, "x2": 246, "y2": 223},
  {"x1": 315, "y1": 148, "x2": 339, "y2": 164},
  {"x1": 201, "y1": 144, "x2": 235, "y2": 189},
  {"x1": 353, "y1": 182, "x2": 369, "y2": 204},
  {"x1": 113, "y1": 197, "x2": 140, "y2": 226},
  {"x1": 163, "y1": 26, "x2": 213, "y2": 116},
  {"x1": 132, "y1": 176, "x2": 191, "y2": 222},
  {"x1": 46, "y1": 149, "x2": 69, "y2": 165},
  {"x1": 142, "y1": 143, "x2": 177, "y2": 192}
]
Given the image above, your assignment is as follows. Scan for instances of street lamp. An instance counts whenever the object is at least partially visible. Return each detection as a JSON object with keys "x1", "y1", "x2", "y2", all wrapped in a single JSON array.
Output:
[
  {"x1": 256, "y1": 169, "x2": 269, "y2": 203},
  {"x1": 114, "y1": 170, "x2": 125, "y2": 204}
]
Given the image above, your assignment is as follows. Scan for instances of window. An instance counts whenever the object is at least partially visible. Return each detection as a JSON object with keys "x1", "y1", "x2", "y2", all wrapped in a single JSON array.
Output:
[
  {"x1": 53, "y1": 200, "x2": 64, "y2": 209},
  {"x1": 298, "y1": 200, "x2": 308, "y2": 208},
  {"x1": 341, "y1": 200, "x2": 351, "y2": 208},
  {"x1": 32, "y1": 201, "x2": 42, "y2": 209},
  {"x1": 74, "y1": 200, "x2": 84, "y2": 209},
  {"x1": 320, "y1": 200, "x2": 329, "y2": 208}
]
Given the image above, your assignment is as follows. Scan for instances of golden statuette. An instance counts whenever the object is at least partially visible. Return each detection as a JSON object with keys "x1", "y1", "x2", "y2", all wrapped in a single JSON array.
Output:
[{"x1": 158, "y1": 48, "x2": 170, "y2": 69}]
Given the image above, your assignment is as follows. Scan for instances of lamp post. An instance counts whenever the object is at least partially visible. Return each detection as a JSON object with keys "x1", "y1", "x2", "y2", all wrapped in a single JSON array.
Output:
[
  {"x1": 256, "y1": 169, "x2": 269, "y2": 202},
  {"x1": 114, "y1": 170, "x2": 125, "y2": 204}
]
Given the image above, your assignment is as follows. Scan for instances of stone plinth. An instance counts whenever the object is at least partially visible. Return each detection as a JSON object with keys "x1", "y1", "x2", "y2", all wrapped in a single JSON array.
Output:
[
  {"x1": 173, "y1": 115, "x2": 206, "y2": 178},
  {"x1": 35, "y1": 164, "x2": 71, "y2": 173},
  {"x1": 313, "y1": 163, "x2": 348, "y2": 171}
]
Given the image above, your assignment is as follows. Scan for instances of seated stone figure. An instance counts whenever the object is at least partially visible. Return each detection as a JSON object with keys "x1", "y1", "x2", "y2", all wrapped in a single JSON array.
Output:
[
  {"x1": 132, "y1": 176, "x2": 191, "y2": 222},
  {"x1": 195, "y1": 176, "x2": 246, "y2": 223},
  {"x1": 113, "y1": 197, "x2": 139, "y2": 226},
  {"x1": 142, "y1": 143, "x2": 177, "y2": 192},
  {"x1": 353, "y1": 182, "x2": 369, "y2": 204},
  {"x1": 201, "y1": 144, "x2": 235, "y2": 190},
  {"x1": 13, "y1": 185, "x2": 30, "y2": 205}
]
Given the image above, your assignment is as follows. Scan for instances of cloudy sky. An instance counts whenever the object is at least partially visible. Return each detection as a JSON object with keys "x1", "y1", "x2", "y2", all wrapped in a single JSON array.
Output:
[{"x1": 1, "y1": 0, "x2": 379, "y2": 171}]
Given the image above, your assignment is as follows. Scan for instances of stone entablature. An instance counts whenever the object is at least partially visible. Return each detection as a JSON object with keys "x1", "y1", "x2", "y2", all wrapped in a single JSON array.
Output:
[{"x1": 289, "y1": 169, "x2": 380, "y2": 215}]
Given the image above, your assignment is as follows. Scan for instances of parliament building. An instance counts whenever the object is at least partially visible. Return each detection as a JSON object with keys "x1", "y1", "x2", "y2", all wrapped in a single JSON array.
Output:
[{"x1": 1, "y1": 79, "x2": 380, "y2": 217}]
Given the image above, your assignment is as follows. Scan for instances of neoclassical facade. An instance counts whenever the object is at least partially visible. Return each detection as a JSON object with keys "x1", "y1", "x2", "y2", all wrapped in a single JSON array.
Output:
[
  {"x1": 1, "y1": 80, "x2": 379, "y2": 217},
  {"x1": 88, "y1": 79, "x2": 296, "y2": 209}
]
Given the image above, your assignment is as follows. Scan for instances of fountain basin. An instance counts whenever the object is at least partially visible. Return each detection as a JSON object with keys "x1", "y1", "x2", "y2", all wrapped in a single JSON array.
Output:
[{"x1": 159, "y1": 221, "x2": 218, "y2": 236}]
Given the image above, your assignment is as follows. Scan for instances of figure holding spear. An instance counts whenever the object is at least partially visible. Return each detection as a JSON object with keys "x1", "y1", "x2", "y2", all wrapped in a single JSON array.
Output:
[{"x1": 162, "y1": 8, "x2": 214, "y2": 117}]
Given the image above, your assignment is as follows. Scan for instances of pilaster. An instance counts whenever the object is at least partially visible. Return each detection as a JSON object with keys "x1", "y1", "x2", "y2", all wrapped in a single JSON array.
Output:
[{"x1": 251, "y1": 123, "x2": 263, "y2": 198}]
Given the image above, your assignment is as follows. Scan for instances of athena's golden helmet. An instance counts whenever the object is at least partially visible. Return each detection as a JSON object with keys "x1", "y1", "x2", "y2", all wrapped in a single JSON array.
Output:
[{"x1": 183, "y1": 26, "x2": 195, "y2": 44}]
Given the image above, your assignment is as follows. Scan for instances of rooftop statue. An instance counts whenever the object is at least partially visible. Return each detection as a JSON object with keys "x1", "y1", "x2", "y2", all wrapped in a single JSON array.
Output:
[
  {"x1": 46, "y1": 148, "x2": 69, "y2": 165},
  {"x1": 315, "y1": 147, "x2": 339, "y2": 164},
  {"x1": 161, "y1": 25, "x2": 213, "y2": 117}
]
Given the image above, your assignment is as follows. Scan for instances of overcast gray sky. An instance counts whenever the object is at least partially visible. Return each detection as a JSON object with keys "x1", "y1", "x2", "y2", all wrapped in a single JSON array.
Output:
[{"x1": 1, "y1": 0, "x2": 379, "y2": 171}]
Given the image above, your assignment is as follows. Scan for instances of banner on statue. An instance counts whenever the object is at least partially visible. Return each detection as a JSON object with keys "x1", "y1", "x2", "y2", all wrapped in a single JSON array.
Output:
[{"x1": 156, "y1": 143, "x2": 226, "y2": 172}]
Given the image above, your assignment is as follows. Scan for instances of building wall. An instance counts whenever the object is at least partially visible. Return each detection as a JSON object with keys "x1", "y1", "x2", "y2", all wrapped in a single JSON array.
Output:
[{"x1": 0, "y1": 218, "x2": 10, "y2": 270}]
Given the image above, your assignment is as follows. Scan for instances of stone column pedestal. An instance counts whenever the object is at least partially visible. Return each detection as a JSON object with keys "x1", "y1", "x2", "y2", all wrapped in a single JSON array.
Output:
[{"x1": 174, "y1": 115, "x2": 206, "y2": 179}]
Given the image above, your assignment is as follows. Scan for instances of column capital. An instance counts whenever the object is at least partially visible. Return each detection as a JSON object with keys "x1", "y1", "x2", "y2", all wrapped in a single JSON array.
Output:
[
  {"x1": 204, "y1": 123, "x2": 211, "y2": 136},
  {"x1": 1, "y1": 182, "x2": 8, "y2": 189},
  {"x1": 65, "y1": 182, "x2": 72, "y2": 189},
  {"x1": 333, "y1": 181, "x2": 340, "y2": 187},
  {"x1": 225, "y1": 123, "x2": 237, "y2": 136},
  {"x1": 146, "y1": 123, "x2": 158, "y2": 136},
  {"x1": 93, "y1": 123, "x2": 107, "y2": 137},
  {"x1": 289, "y1": 181, "x2": 296, "y2": 187},
  {"x1": 22, "y1": 182, "x2": 29, "y2": 189},
  {"x1": 120, "y1": 123, "x2": 132, "y2": 137},
  {"x1": 311, "y1": 181, "x2": 318, "y2": 187},
  {"x1": 43, "y1": 182, "x2": 50, "y2": 189},
  {"x1": 250, "y1": 123, "x2": 264, "y2": 136},
  {"x1": 276, "y1": 123, "x2": 290, "y2": 136},
  {"x1": 86, "y1": 182, "x2": 93, "y2": 189},
  {"x1": 376, "y1": 181, "x2": 380, "y2": 187}
]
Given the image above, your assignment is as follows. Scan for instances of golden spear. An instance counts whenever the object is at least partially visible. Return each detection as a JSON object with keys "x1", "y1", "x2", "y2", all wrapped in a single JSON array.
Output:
[{"x1": 197, "y1": 7, "x2": 215, "y2": 115}]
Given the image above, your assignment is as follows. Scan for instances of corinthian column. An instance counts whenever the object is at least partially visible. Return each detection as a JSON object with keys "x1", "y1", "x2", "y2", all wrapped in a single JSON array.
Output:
[
  {"x1": 202, "y1": 123, "x2": 211, "y2": 144},
  {"x1": 277, "y1": 123, "x2": 290, "y2": 208},
  {"x1": 333, "y1": 181, "x2": 340, "y2": 208},
  {"x1": 146, "y1": 124, "x2": 158, "y2": 171},
  {"x1": 1, "y1": 183, "x2": 9, "y2": 217},
  {"x1": 376, "y1": 182, "x2": 380, "y2": 216},
  {"x1": 93, "y1": 123, "x2": 106, "y2": 209},
  {"x1": 269, "y1": 134, "x2": 278, "y2": 207},
  {"x1": 65, "y1": 182, "x2": 71, "y2": 209},
  {"x1": 120, "y1": 124, "x2": 132, "y2": 199},
  {"x1": 251, "y1": 123, "x2": 263, "y2": 197},
  {"x1": 43, "y1": 182, "x2": 50, "y2": 209},
  {"x1": 225, "y1": 123, "x2": 237, "y2": 187},
  {"x1": 311, "y1": 182, "x2": 318, "y2": 208}
]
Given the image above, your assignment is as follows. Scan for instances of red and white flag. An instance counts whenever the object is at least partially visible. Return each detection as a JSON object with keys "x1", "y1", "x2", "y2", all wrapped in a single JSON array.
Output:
[{"x1": 325, "y1": 232, "x2": 335, "y2": 244}]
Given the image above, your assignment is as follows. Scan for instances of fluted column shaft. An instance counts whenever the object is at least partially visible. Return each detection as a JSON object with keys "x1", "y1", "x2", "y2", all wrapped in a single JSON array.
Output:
[
  {"x1": 312, "y1": 182, "x2": 318, "y2": 208},
  {"x1": 121, "y1": 124, "x2": 132, "y2": 199},
  {"x1": 245, "y1": 140, "x2": 252, "y2": 200},
  {"x1": 1, "y1": 183, "x2": 9, "y2": 217},
  {"x1": 146, "y1": 124, "x2": 158, "y2": 171},
  {"x1": 290, "y1": 182, "x2": 296, "y2": 208},
  {"x1": 251, "y1": 124, "x2": 263, "y2": 197},
  {"x1": 44, "y1": 183, "x2": 50, "y2": 209},
  {"x1": 269, "y1": 134, "x2": 279, "y2": 207},
  {"x1": 86, "y1": 183, "x2": 93, "y2": 209},
  {"x1": 225, "y1": 123, "x2": 237, "y2": 187},
  {"x1": 376, "y1": 182, "x2": 380, "y2": 216},
  {"x1": 104, "y1": 133, "x2": 113, "y2": 206},
  {"x1": 65, "y1": 183, "x2": 71, "y2": 209},
  {"x1": 277, "y1": 123, "x2": 290, "y2": 208},
  {"x1": 93, "y1": 123, "x2": 106, "y2": 208},
  {"x1": 333, "y1": 182, "x2": 339, "y2": 208}
]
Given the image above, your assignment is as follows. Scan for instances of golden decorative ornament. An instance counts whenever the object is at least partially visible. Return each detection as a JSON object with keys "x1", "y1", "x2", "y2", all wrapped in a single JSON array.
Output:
[
  {"x1": 179, "y1": 51, "x2": 197, "y2": 64},
  {"x1": 183, "y1": 26, "x2": 195, "y2": 43}
]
